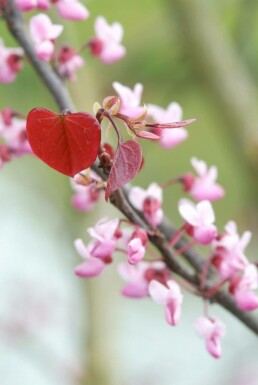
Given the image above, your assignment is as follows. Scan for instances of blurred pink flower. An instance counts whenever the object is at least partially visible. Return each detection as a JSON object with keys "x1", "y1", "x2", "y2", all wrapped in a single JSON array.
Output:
[
  {"x1": 112, "y1": 81, "x2": 144, "y2": 118},
  {"x1": 195, "y1": 316, "x2": 226, "y2": 358},
  {"x1": 56, "y1": 0, "x2": 89, "y2": 21},
  {"x1": 181, "y1": 157, "x2": 225, "y2": 201},
  {"x1": 148, "y1": 102, "x2": 188, "y2": 149},
  {"x1": 129, "y1": 183, "x2": 163, "y2": 227},
  {"x1": 70, "y1": 170, "x2": 101, "y2": 212},
  {"x1": 178, "y1": 199, "x2": 217, "y2": 244},
  {"x1": 29, "y1": 14, "x2": 63, "y2": 61},
  {"x1": 57, "y1": 46, "x2": 84, "y2": 81},
  {"x1": 212, "y1": 221, "x2": 251, "y2": 278},
  {"x1": 148, "y1": 279, "x2": 183, "y2": 326},
  {"x1": 74, "y1": 239, "x2": 105, "y2": 278},
  {"x1": 15, "y1": 0, "x2": 50, "y2": 11},
  {"x1": 89, "y1": 17, "x2": 126, "y2": 64},
  {"x1": 127, "y1": 228, "x2": 148, "y2": 265},
  {"x1": 230, "y1": 264, "x2": 258, "y2": 311},
  {"x1": 0, "y1": 39, "x2": 23, "y2": 84}
]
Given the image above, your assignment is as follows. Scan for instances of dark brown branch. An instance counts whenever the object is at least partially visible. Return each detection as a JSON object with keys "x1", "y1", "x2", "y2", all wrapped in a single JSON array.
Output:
[{"x1": 3, "y1": 0, "x2": 258, "y2": 337}]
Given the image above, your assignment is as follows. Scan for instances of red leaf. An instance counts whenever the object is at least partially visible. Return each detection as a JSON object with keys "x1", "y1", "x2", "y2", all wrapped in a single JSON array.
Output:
[
  {"x1": 26, "y1": 108, "x2": 101, "y2": 177},
  {"x1": 136, "y1": 130, "x2": 160, "y2": 140},
  {"x1": 105, "y1": 140, "x2": 142, "y2": 201}
]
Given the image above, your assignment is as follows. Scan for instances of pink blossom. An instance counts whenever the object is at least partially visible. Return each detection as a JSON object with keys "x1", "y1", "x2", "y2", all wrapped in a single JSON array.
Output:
[
  {"x1": 57, "y1": 45, "x2": 84, "y2": 81},
  {"x1": 56, "y1": 0, "x2": 89, "y2": 21},
  {"x1": 70, "y1": 170, "x2": 101, "y2": 212},
  {"x1": 112, "y1": 81, "x2": 145, "y2": 118},
  {"x1": 87, "y1": 217, "x2": 120, "y2": 262},
  {"x1": 89, "y1": 17, "x2": 126, "y2": 64},
  {"x1": 148, "y1": 102, "x2": 188, "y2": 149},
  {"x1": 178, "y1": 199, "x2": 217, "y2": 244},
  {"x1": 195, "y1": 316, "x2": 226, "y2": 358},
  {"x1": 0, "y1": 110, "x2": 31, "y2": 157},
  {"x1": 229, "y1": 264, "x2": 258, "y2": 311},
  {"x1": 181, "y1": 157, "x2": 225, "y2": 201},
  {"x1": 127, "y1": 228, "x2": 148, "y2": 265},
  {"x1": 118, "y1": 261, "x2": 170, "y2": 298},
  {"x1": 74, "y1": 239, "x2": 105, "y2": 278},
  {"x1": 29, "y1": 14, "x2": 63, "y2": 61},
  {"x1": 129, "y1": 183, "x2": 163, "y2": 227},
  {"x1": 0, "y1": 39, "x2": 23, "y2": 84},
  {"x1": 148, "y1": 279, "x2": 183, "y2": 326},
  {"x1": 15, "y1": 0, "x2": 50, "y2": 11},
  {"x1": 212, "y1": 221, "x2": 251, "y2": 278}
]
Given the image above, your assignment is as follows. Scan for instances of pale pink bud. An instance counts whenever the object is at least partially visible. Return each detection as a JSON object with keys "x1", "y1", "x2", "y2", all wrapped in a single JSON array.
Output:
[
  {"x1": 74, "y1": 239, "x2": 105, "y2": 278},
  {"x1": 70, "y1": 170, "x2": 101, "y2": 212},
  {"x1": 57, "y1": 45, "x2": 84, "y2": 81},
  {"x1": 231, "y1": 264, "x2": 258, "y2": 311},
  {"x1": 195, "y1": 316, "x2": 226, "y2": 358},
  {"x1": 0, "y1": 39, "x2": 23, "y2": 84},
  {"x1": 148, "y1": 279, "x2": 183, "y2": 326},
  {"x1": 56, "y1": 0, "x2": 89, "y2": 20}
]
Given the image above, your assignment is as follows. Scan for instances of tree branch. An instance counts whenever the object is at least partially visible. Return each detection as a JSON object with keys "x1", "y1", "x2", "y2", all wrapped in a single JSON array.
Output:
[{"x1": 3, "y1": 0, "x2": 258, "y2": 336}]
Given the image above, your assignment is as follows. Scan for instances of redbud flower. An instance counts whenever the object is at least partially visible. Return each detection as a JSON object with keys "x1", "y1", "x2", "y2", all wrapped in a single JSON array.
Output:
[
  {"x1": 57, "y1": 46, "x2": 84, "y2": 81},
  {"x1": 229, "y1": 264, "x2": 258, "y2": 311},
  {"x1": 15, "y1": 0, "x2": 50, "y2": 11},
  {"x1": 89, "y1": 17, "x2": 126, "y2": 64},
  {"x1": 129, "y1": 183, "x2": 163, "y2": 227},
  {"x1": 148, "y1": 279, "x2": 183, "y2": 326},
  {"x1": 212, "y1": 221, "x2": 251, "y2": 278},
  {"x1": 127, "y1": 228, "x2": 148, "y2": 264},
  {"x1": 74, "y1": 239, "x2": 105, "y2": 278},
  {"x1": 112, "y1": 81, "x2": 145, "y2": 119},
  {"x1": 148, "y1": 102, "x2": 188, "y2": 149},
  {"x1": 118, "y1": 261, "x2": 170, "y2": 298},
  {"x1": 70, "y1": 170, "x2": 101, "y2": 212},
  {"x1": 55, "y1": 0, "x2": 89, "y2": 21},
  {"x1": 0, "y1": 39, "x2": 23, "y2": 84},
  {"x1": 178, "y1": 199, "x2": 217, "y2": 244},
  {"x1": 29, "y1": 14, "x2": 63, "y2": 61},
  {"x1": 181, "y1": 157, "x2": 225, "y2": 201},
  {"x1": 0, "y1": 110, "x2": 31, "y2": 157},
  {"x1": 195, "y1": 316, "x2": 226, "y2": 358}
]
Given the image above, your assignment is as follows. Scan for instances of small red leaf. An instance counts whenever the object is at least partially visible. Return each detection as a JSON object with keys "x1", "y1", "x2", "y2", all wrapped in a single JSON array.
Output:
[
  {"x1": 105, "y1": 140, "x2": 142, "y2": 201},
  {"x1": 136, "y1": 130, "x2": 160, "y2": 140},
  {"x1": 146, "y1": 118, "x2": 197, "y2": 129},
  {"x1": 26, "y1": 108, "x2": 101, "y2": 177}
]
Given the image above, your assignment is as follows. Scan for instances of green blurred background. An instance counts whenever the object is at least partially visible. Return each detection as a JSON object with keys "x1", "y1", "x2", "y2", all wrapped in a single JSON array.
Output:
[{"x1": 1, "y1": 0, "x2": 258, "y2": 384}]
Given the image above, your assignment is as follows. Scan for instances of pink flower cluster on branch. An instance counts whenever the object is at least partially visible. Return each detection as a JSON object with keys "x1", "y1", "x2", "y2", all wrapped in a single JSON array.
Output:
[{"x1": 1, "y1": 0, "x2": 258, "y2": 363}]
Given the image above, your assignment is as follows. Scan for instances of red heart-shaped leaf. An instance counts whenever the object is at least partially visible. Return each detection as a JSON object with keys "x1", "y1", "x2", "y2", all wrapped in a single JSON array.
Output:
[
  {"x1": 26, "y1": 108, "x2": 101, "y2": 177},
  {"x1": 105, "y1": 140, "x2": 142, "y2": 201}
]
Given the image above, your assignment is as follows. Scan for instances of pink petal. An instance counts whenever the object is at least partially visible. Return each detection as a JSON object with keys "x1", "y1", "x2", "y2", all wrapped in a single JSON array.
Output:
[
  {"x1": 235, "y1": 290, "x2": 258, "y2": 311},
  {"x1": 74, "y1": 258, "x2": 105, "y2": 278},
  {"x1": 57, "y1": 0, "x2": 89, "y2": 21},
  {"x1": 148, "y1": 280, "x2": 168, "y2": 304}
]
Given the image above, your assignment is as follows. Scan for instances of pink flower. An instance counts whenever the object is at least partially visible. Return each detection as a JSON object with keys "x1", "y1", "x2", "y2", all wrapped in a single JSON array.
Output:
[
  {"x1": 118, "y1": 261, "x2": 170, "y2": 298},
  {"x1": 29, "y1": 14, "x2": 63, "y2": 61},
  {"x1": 212, "y1": 221, "x2": 251, "y2": 278},
  {"x1": 0, "y1": 39, "x2": 23, "y2": 84},
  {"x1": 195, "y1": 316, "x2": 226, "y2": 358},
  {"x1": 148, "y1": 279, "x2": 183, "y2": 326},
  {"x1": 57, "y1": 46, "x2": 84, "y2": 81},
  {"x1": 148, "y1": 102, "x2": 188, "y2": 149},
  {"x1": 181, "y1": 157, "x2": 225, "y2": 201},
  {"x1": 74, "y1": 217, "x2": 120, "y2": 278},
  {"x1": 70, "y1": 170, "x2": 101, "y2": 212},
  {"x1": 127, "y1": 228, "x2": 148, "y2": 264},
  {"x1": 55, "y1": 0, "x2": 89, "y2": 21},
  {"x1": 87, "y1": 217, "x2": 120, "y2": 262},
  {"x1": 129, "y1": 183, "x2": 163, "y2": 227},
  {"x1": 89, "y1": 16, "x2": 126, "y2": 64},
  {"x1": 74, "y1": 239, "x2": 105, "y2": 278},
  {"x1": 178, "y1": 199, "x2": 217, "y2": 244},
  {"x1": 0, "y1": 110, "x2": 31, "y2": 157},
  {"x1": 112, "y1": 81, "x2": 145, "y2": 119},
  {"x1": 229, "y1": 264, "x2": 258, "y2": 311},
  {"x1": 15, "y1": 0, "x2": 50, "y2": 11}
]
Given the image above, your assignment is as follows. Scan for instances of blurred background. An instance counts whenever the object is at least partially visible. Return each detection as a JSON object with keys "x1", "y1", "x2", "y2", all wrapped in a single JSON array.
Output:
[{"x1": 0, "y1": 0, "x2": 258, "y2": 384}]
